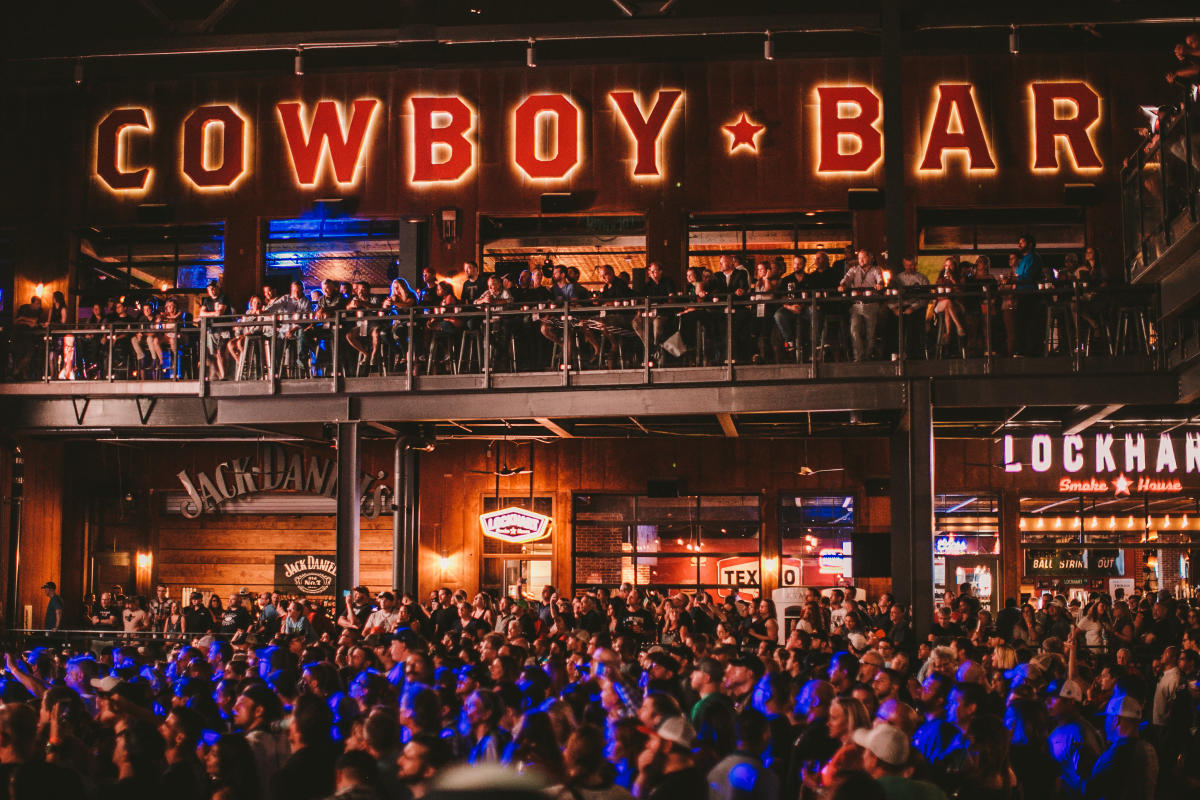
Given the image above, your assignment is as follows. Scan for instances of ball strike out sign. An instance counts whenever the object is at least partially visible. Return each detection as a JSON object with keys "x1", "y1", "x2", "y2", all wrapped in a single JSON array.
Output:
[
  {"x1": 93, "y1": 80, "x2": 1102, "y2": 195},
  {"x1": 1001, "y1": 433, "x2": 1200, "y2": 496}
]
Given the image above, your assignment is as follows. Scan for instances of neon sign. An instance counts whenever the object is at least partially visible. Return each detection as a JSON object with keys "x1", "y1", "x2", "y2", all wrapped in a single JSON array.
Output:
[
  {"x1": 1003, "y1": 433, "x2": 1200, "y2": 475},
  {"x1": 934, "y1": 535, "x2": 969, "y2": 556},
  {"x1": 479, "y1": 506, "x2": 552, "y2": 544},
  {"x1": 92, "y1": 79, "x2": 1107, "y2": 196},
  {"x1": 818, "y1": 548, "x2": 846, "y2": 575}
]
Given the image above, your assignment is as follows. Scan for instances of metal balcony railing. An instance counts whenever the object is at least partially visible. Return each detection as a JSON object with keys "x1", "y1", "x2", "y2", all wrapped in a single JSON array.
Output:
[{"x1": 2, "y1": 283, "x2": 1160, "y2": 390}]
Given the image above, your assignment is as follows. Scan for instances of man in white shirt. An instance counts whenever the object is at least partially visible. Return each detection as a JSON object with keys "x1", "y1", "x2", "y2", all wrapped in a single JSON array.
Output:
[
  {"x1": 1152, "y1": 645, "x2": 1183, "y2": 728},
  {"x1": 364, "y1": 591, "x2": 401, "y2": 634}
]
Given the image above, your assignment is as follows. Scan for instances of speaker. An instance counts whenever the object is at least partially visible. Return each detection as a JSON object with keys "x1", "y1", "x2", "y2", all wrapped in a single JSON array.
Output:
[
  {"x1": 847, "y1": 188, "x2": 884, "y2": 211},
  {"x1": 1064, "y1": 183, "x2": 1100, "y2": 206},
  {"x1": 647, "y1": 479, "x2": 682, "y2": 498},
  {"x1": 136, "y1": 203, "x2": 172, "y2": 224},
  {"x1": 851, "y1": 532, "x2": 892, "y2": 577},
  {"x1": 540, "y1": 192, "x2": 583, "y2": 213}
]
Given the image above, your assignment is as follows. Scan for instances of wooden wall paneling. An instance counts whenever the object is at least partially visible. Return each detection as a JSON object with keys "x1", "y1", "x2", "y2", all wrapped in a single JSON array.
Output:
[{"x1": 16, "y1": 440, "x2": 64, "y2": 629}]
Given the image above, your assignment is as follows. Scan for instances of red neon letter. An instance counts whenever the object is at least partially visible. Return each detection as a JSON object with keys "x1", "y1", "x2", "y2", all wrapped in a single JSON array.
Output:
[
  {"x1": 513, "y1": 94, "x2": 581, "y2": 180},
  {"x1": 816, "y1": 86, "x2": 883, "y2": 173},
  {"x1": 919, "y1": 84, "x2": 995, "y2": 171},
  {"x1": 608, "y1": 90, "x2": 682, "y2": 177},
  {"x1": 96, "y1": 108, "x2": 152, "y2": 191},
  {"x1": 182, "y1": 105, "x2": 247, "y2": 189},
  {"x1": 1031, "y1": 82, "x2": 1102, "y2": 171},
  {"x1": 276, "y1": 99, "x2": 379, "y2": 186},
  {"x1": 411, "y1": 96, "x2": 474, "y2": 183}
]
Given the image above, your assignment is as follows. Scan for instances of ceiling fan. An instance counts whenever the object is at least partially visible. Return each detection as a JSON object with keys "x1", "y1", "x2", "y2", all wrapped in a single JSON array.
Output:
[
  {"x1": 797, "y1": 465, "x2": 844, "y2": 477},
  {"x1": 469, "y1": 423, "x2": 533, "y2": 476}
]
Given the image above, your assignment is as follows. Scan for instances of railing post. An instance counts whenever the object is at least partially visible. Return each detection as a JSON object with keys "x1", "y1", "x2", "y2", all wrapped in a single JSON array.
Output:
[
  {"x1": 482, "y1": 305, "x2": 492, "y2": 388},
  {"x1": 106, "y1": 324, "x2": 116, "y2": 382},
  {"x1": 405, "y1": 307, "x2": 415, "y2": 392},
  {"x1": 42, "y1": 328, "x2": 52, "y2": 382},
  {"x1": 810, "y1": 293, "x2": 820, "y2": 375},
  {"x1": 197, "y1": 318, "x2": 208, "y2": 395},
  {"x1": 896, "y1": 290, "x2": 906, "y2": 372},
  {"x1": 983, "y1": 286, "x2": 993, "y2": 373},
  {"x1": 642, "y1": 296, "x2": 652, "y2": 385},
  {"x1": 1071, "y1": 282, "x2": 1082, "y2": 373},
  {"x1": 724, "y1": 294, "x2": 734, "y2": 381},
  {"x1": 1160, "y1": 127, "x2": 1171, "y2": 247},
  {"x1": 330, "y1": 311, "x2": 341, "y2": 390},
  {"x1": 1183, "y1": 91, "x2": 1196, "y2": 223},
  {"x1": 561, "y1": 302, "x2": 571, "y2": 386}
]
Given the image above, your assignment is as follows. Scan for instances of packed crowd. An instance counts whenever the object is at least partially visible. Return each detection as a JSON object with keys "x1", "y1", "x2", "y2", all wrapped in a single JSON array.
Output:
[
  {"x1": 5, "y1": 235, "x2": 1145, "y2": 382},
  {"x1": 3, "y1": 578, "x2": 1199, "y2": 800}
]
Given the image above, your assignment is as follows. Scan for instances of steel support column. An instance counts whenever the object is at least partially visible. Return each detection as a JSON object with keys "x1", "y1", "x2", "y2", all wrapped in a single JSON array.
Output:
[
  {"x1": 891, "y1": 379, "x2": 935, "y2": 639},
  {"x1": 335, "y1": 422, "x2": 361, "y2": 598},
  {"x1": 404, "y1": 447, "x2": 421, "y2": 596},
  {"x1": 882, "y1": 0, "x2": 905, "y2": 269}
]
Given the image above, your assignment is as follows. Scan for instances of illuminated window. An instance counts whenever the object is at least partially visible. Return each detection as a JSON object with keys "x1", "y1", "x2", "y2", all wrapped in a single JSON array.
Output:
[
  {"x1": 916, "y1": 207, "x2": 1085, "y2": 280},
  {"x1": 481, "y1": 496, "x2": 554, "y2": 602},
  {"x1": 265, "y1": 215, "x2": 427, "y2": 293},
  {"x1": 480, "y1": 215, "x2": 646, "y2": 290},
  {"x1": 687, "y1": 213, "x2": 853, "y2": 275},
  {"x1": 779, "y1": 494, "x2": 855, "y2": 588},
  {"x1": 573, "y1": 494, "x2": 760, "y2": 598},
  {"x1": 77, "y1": 224, "x2": 224, "y2": 304},
  {"x1": 933, "y1": 494, "x2": 1000, "y2": 602}
]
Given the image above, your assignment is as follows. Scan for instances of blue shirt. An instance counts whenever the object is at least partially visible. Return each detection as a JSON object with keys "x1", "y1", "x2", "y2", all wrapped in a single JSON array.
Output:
[
  {"x1": 1049, "y1": 717, "x2": 1103, "y2": 799},
  {"x1": 45, "y1": 594, "x2": 64, "y2": 629},
  {"x1": 1016, "y1": 251, "x2": 1043, "y2": 285}
]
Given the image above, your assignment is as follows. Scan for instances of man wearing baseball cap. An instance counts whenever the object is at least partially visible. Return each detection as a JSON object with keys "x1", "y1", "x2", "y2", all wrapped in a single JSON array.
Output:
[
  {"x1": 637, "y1": 715, "x2": 705, "y2": 800},
  {"x1": 1086, "y1": 694, "x2": 1158, "y2": 799},
  {"x1": 855, "y1": 724, "x2": 946, "y2": 799},
  {"x1": 1047, "y1": 678, "x2": 1103, "y2": 799},
  {"x1": 40, "y1": 581, "x2": 63, "y2": 632}
]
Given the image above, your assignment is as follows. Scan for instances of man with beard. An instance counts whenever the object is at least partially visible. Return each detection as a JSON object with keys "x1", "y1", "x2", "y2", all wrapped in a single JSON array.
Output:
[
  {"x1": 396, "y1": 733, "x2": 451, "y2": 799},
  {"x1": 636, "y1": 716, "x2": 706, "y2": 800}
]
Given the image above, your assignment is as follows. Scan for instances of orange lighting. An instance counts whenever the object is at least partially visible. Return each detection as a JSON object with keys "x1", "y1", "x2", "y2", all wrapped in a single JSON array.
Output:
[
  {"x1": 1028, "y1": 81, "x2": 1104, "y2": 174},
  {"x1": 277, "y1": 98, "x2": 381, "y2": 188},
  {"x1": 34, "y1": 283, "x2": 44, "y2": 298}
]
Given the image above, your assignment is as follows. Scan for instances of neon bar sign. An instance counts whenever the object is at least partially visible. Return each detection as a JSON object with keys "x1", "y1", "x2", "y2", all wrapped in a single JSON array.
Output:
[
  {"x1": 94, "y1": 80, "x2": 1102, "y2": 194},
  {"x1": 479, "y1": 506, "x2": 552, "y2": 544}
]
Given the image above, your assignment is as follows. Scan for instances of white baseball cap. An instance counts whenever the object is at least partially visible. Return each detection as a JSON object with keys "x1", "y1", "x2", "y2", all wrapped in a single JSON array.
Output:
[
  {"x1": 1058, "y1": 679, "x2": 1086, "y2": 702},
  {"x1": 656, "y1": 715, "x2": 697, "y2": 749},
  {"x1": 1106, "y1": 694, "x2": 1143, "y2": 720},
  {"x1": 853, "y1": 724, "x2": 910, "y2": 766}
]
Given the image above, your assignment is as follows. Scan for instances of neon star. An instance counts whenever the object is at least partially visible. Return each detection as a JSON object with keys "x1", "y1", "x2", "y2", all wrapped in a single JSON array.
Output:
[
  {"x1": 1112, "y1": 473, "x2": 1132, "y2": 497},
  {"x1": 723, "y1": 113, "x2": 765, "y2": 152}
]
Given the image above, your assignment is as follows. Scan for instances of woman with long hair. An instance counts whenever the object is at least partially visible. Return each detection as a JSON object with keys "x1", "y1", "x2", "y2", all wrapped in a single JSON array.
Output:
[
  {"x1": 163, "y1": 600, "x2": 184, "y2": 638},
  {"x1": 504, "y1": 710, "x2": 565, "y2": 781},
  {"x1": 816, "y1": 697, "x2": 872, "y2": 789},
  {"x1": 208, "y1": 594, "x2": 225, "y2": 627},
  {"x1": 49, "y1": 291, "x2": 77, "y2": 380},
  {"x1": 203, "y1": 732, "x2": 261, "y2": 800},
  {"x1": 549, "y1": 724, "x2": 631, "y2": 800},
  {"x1": 151, "y1": 296, "x2": 184, "y2": 378}
]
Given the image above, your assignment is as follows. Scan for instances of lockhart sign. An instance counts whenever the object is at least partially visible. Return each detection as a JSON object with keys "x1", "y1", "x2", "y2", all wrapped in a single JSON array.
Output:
[
  {"x1": 479, "y1": 506, "x2": 552, "y2": 544},
  {"x1": 1002, "y1": 433, "x2": 1200, "y2": 495},
  {"x1": 275, "y1": 554, "x2": 337, "y2": 595},
  {"x1": 176, "y1": 444, "x2": 389, "y2": 519}
]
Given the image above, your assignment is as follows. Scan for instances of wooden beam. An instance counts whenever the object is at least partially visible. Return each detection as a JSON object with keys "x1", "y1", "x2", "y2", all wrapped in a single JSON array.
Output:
[
  {"x1": 535, "y1": 417, "x2": 575, "y2": 438},
  {"x1": 717, "y1": 413, "x2": 738, "y2": 438},
  {"x1": 1062, "y1": 404, "x2": 1124, "y2": 436}
]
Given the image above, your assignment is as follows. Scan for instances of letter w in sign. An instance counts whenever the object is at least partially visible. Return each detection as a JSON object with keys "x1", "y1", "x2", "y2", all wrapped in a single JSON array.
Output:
[{"x1": 276, "y1": 99, "x2": 379, "y2": 186}]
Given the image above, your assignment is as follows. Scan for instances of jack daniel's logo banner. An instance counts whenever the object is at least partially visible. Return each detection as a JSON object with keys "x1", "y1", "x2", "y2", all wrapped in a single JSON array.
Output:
[{"x1": 275, "y1": 554, "x2": 337, "y2": 595}]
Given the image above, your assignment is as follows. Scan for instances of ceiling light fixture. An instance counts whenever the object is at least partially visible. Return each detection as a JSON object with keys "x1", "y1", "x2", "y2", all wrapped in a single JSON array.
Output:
[
  {"x1": 1009, "y1": 25, "x2": 1020, "y2": 55},
  {"x1": 294, "y1": 48, "x2": 304, "y2": 76},
  {"x1": 764, "y1": 30, "x2": 776, "y2": 61},
  {"x1": 526, "y1": 38, "x2": 537, "y2": 68}
]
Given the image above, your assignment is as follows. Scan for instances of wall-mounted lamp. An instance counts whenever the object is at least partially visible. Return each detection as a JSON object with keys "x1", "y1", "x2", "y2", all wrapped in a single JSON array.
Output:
[
  {"x1": 526, "y1": 39, "x2": 537, "y2": 69},
  {"x1": 439, "y1": 551, "x2": 450, "y2": 573},
  {"x1": 764, "y1": 31, "x2": 775, "y2": 62},
  {"x1": 34, "y1": 283, "x2": 44, "y2": 298},
  {"x1": 438, "y1": 208, "x2": 460, "y2": 244},
  {"x1": 294, "y1": 48, "x2": 305, "y2": 76},
  {"x1": 73, "y1": 60, "x2": 84, "y2": 86},
  {"x1": 1009, "y1": 25, "x2": 1020, "y2": 55}
]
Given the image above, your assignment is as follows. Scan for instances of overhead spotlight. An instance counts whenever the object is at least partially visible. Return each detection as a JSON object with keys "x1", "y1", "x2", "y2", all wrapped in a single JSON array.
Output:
[
  {"x1": 1009, "y1": 25, "x2": 1020, "y2": 55},
  {"x1": 526, "y1": 38, "x2": 537, "y2": 68},
  {"x1": 764, "y1": 30, "x2": 776, "y2": 61},
  {"x1": 294, "y1": 48, "x2": 304, "y2": 76},
  {"x1": 73, "y1": 60, "x2": 83, "y2": 85}
]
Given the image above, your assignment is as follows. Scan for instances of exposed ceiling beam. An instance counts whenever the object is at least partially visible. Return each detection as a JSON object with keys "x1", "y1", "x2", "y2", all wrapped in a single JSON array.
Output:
[
  {"x1": 364, "y1": 420, "x2": 399, "y2": 436},
  {"x1": 717, "y1": 413, "x2": 739, "y2": 438},
  {"x1": 989, "y1": 406, "x2": 1026, "y2": 436},
  {"x1": 534, "y1": 417, "x2": 575, "y2": 438},
  {"x1": 200, "y1": 0, "x2": 244, "y2": 34},
  {"x1": 1062, "y1": 404, "x2": 1124, "y2": 436}
]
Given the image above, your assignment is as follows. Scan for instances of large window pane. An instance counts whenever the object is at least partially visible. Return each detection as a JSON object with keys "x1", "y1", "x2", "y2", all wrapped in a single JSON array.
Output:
[{"x1": 780, "y1": 494, "x2": 855, "y2": 587}]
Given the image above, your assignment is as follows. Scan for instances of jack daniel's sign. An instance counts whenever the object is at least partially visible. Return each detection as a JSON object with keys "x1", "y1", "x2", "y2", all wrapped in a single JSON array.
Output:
[
  {"x1": 176, "y1": 444, "x2": 389, "y2": 518},
  {"x1": 275, "y1": 554, "x2": 337, "y2": 595}
]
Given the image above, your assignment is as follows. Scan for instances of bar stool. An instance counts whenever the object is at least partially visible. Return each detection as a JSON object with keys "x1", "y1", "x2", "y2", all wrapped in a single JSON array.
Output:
[
  {"x1": 1044, "y1": 304, "x2": 1074, "y2": 356},
  {"x1": 235, "y1": 334, "x2": 270, "y2": 380},
  {"x1": 550, "y1": 326, "x2": 584, "y2": 371},
  {"x1": 932, "y1": 314, "x2": 967, "y2": 359},
  {"x1": 425, "y1": 329, "x2": 456, "y2": 374},
  {"x1": 1115, "y1": 306, "x2": 1151, "y2": 355},
  {"x1": 819, "y1": 315, "x2": 850, "y2": 362},
  {"x1": 458, "y1": 328, "x2": 484, "y2": 373}
]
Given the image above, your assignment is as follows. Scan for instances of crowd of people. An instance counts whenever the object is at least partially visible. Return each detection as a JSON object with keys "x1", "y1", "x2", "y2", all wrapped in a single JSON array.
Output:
[
  {"x1": 3, "y1": 578, "x2": 1199, "y2": 800},
  {"x1": 4, "y1": 235, "x2": 1147, "y2": 382}
]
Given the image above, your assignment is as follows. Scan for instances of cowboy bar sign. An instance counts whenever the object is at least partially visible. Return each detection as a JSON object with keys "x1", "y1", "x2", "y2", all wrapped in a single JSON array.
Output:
[
  {"x1": 479, "y1": 506, "x2": 552, "y2": 544},
  {"x1": 1002, "y1": 433, "x2": 1199, "y2": 495}
]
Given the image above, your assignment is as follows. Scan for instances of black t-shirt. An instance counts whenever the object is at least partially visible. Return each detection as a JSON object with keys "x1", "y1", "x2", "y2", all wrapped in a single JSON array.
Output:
[
  {"x1": 647, "y1": 766, "x2": 707, "y2": 800},
  {"x1": 183, "y1": 605, "x2": 213, "y2": 633},
  {"x1": 461, "y1": 276, "x2": 486, "y2": 305},
  {"x1": 201, "y1": 294, "x2": 229, "y2": 314},
  {"x1": 779, "y1": 271, "x2": 807, "y2": 296},
  {"x1": 93, "y1": 606, "x2": 118, "y2": 629},
  {"x1": 620, "y1": 607, "x2": 655, "y2": 639},
  {"x1": 220, "y1": 606, "x2": 252, "y2": 634},
  {"x1": 643, "y1": 276, "x2": 677, "y2": 298}
]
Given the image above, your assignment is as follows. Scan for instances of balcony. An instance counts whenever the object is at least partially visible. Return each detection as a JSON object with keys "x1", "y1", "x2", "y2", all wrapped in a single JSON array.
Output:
[
  {"x1": 0, "y1": 285, "x2": 1168, "y2": 431},
  {"x1": 1122, "y1": 89, "x2": 1200, "y2": 322}
]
